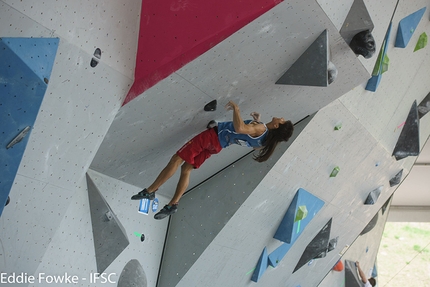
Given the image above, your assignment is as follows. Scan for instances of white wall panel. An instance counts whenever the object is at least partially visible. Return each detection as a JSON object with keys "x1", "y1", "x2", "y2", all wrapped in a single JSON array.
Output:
[
  {"x1": 3, "y1": 0, "x2": 141, "y2": 79},
  {"x1": 0, "y1": 175, "x2": 73, "y2": 275},
  {"x1": 15, "y1": 35, "x2": 132, "y2": 190},
  {"x1": 340, "y1": 0, "x2": 430, "y2": 153}
]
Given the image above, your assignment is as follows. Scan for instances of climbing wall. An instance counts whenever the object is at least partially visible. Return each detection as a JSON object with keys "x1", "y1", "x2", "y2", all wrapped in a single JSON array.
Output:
[
  {"x1": 0, "y1": 0, "x2": 145, "y2": 284},
  {"x1": 1, "y1": 0, "x2": 430, "y2": 287},
  {"x1": 91, "y1": 0, "x2": 370, "y2": 200}
]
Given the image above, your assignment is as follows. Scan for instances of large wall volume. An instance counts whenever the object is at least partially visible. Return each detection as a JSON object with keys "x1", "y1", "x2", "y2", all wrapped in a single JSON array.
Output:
[{"x1": 0, "y1": 0, "x2": 430, "y2": 287}]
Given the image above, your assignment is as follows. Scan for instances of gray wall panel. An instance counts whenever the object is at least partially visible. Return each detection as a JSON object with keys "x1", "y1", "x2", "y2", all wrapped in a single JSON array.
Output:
[{"x1": 158, "y1": 116, "x2": 313, "y2": 287}]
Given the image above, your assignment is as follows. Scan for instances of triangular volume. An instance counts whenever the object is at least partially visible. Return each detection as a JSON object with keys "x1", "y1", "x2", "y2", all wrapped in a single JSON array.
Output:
[
  {"x1": 276, "y1": 30, "x2": 329, "y2": 87},
  {"x1": 382, "y1": 195, "x2": 393, "y2": 215},
  {"x1": 365, "y1": 22, "x2": 392, "y2": 92},
  {"x1": 86, "y1": 174, "x2": 130, "y2": 273},
  {"x1": 364, "y1": 186, "x2": 383, "y2": 205},
  {"x1": 273, "y1": 188, "x2": 324, "y2": 244},
  {"x1": 0, "y1": 38, "x2": 58, "y2": 217},
  {"x1": 251, "y1": 247, "x2": 269, "y2": 282},
  {"x1": 293, "y1": 218, "x2": 332, "y2": 273},
  {"x1": 118, "y1": 260, "x2": 148, "y2": 287},
  {"x1": 418, "y1": 92, "x2": 430, "y2": 119},
  {"x1": 344, "y1": 260, "x2": 363, "y2": 287},
  {"x1": 340, "y1": 0, "x2": 374, "y2": 44},
  {"x1": 1, "y1": 38, "x2": 59, "y2": 83},
  {"x1": 360, "y1": 212, "x2": 379, "y2": 235},
  {"x1": 392, "y1": 101, "x2": 420, "y2": 160},
  {"x1": 365, "y1": 74, "x2": 382, "y2": 92},
  {"x1": 389, "y1": 169, "x2": 403, "y2": 187},
  {"x1": 268, "y1": 243, "x2": 292, "y2": 268},
  {"x1": 395, "y1": 7, "x2": 426, "y2": 48}
]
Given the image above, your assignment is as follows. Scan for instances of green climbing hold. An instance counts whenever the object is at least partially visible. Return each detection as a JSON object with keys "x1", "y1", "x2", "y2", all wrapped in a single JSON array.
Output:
[
  {"x1": 330, "y1": 166, "x2": 340, "y2": 177},
  {"x1": 414, "y1": 32, "x2": 428, "y2": 52},
  {"x1": 295, "y1": 205, "x2": 308, "y2": 222}
]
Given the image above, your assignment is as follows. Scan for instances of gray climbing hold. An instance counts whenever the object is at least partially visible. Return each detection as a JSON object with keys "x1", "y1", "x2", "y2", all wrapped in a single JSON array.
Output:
[
  {"x1": 364, "y1": 186, "x2": 383, "y2": 205},
  {"x1": 276, "y1": 30, "x2": 330, "y2": 87},
  {"x1": 389, "y1": 169, "x2": 403, "y2": 187},
  {"x1": 392, "y1": 101, "x2": 420, "y2": 160}
]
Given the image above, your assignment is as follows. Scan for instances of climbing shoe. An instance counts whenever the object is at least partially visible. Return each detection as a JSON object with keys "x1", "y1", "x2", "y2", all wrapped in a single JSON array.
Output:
[
  {"x1": 131, "y1": 188, "x2": 155, "y2": 200},
  {"x1": 154, "y1": 204, "x2": 178, "y2": 220}
]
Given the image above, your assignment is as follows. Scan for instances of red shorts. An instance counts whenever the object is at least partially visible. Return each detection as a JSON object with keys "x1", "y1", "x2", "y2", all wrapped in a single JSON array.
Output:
[{"x1": 176, "y1": 128, "x2": 222, "y2": 169}]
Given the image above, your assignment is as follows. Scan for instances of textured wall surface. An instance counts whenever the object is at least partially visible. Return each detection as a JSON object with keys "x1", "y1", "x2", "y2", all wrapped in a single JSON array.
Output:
[{"x1": 1, "y1": 0, "x2": 430, "y2": 287}]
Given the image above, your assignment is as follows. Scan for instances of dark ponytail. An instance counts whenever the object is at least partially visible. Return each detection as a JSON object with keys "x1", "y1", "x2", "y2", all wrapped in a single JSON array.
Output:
[{"x1": 254, "y1": 121, "x2": 294, "y2": 162}]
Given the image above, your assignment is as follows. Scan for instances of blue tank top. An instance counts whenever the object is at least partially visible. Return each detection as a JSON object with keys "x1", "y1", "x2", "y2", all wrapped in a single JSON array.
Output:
[{"x1": 217, "y1": 120, "x2": 268, "y2": 148}]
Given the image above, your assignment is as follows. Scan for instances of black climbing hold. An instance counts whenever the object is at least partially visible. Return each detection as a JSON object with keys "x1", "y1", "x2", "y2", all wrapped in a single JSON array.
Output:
[
  {"x1": 94, "y1": 48, "x2": 101, "y2": 59},
  {"x1": 293, "y1": 218, "x2": 332, "y2": 273},
  {"x1": 90, "y1": 48, "x2": 101, "y2": 68},
  {"x1": 349, "y1": 30, "x2": 376, "y2": 59},
  {"x1": 44, "y1": 78, "x2": 49, "y2": 84},
  {"x1": 360, "y1": 212, "x2": 378, "y2": 235},
  {"x1": 204, "y1": 100, "x2": 217, "y2": 111},
  {"x1": 364, "y1": 186, "x2": 382, "y2": 205},
  {"x1": 140, "y1": 234, "x2": 145, "y2": 242},
  {"x1": 392, "y1": 100, "x2": 420, "y2": 160},
  {"x1": 5, "y1": 196, "x2": 10, "y2": 206},
  {"x1": 90, "y1": 58, "x2": 98, "y2": 68},
  {"x1": 389, "y1": 169, "x2": 403, "y2": 187}
]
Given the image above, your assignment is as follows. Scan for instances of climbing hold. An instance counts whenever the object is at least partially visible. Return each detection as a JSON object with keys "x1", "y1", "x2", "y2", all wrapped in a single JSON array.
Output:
[
  {"x1": 5, "y1": 196, "x2": 10, "y2": 206},
  {"x1": 273, "y1": 188, "x2": 324, "y2": 244},
  {"x1": 414, "y1": 32, "x2": 428, "y2": 52},
  {"x1": 395, "y1": 7, "x2": 426, "y2": 48},
  {"x1": 333, "y1": 260, "x2": 344, "y2": 271},
  {"x1": 90, "y1": 47, "x2": 102, "y2": 68},
  {"x1": 389, "y1": 170, "x2": 403, "y2": 187},
  {"x1": 364, "y1": 186, "x2": 383, "y2": 205},
  {"x1": 294, "y1": 205, "x2": 308, "y2": 222},
  {"x1": 6, "y1": 126, "x2": 31, "y2": 149},
  {"x1": 251, "y1": 247, "x2": 269, "y2": 282},
  {"x1": 293, "y1": 218, "x2": 332, "y2": 272},
  {"x1": 360, "y1": 212, "x2": 379, "y2": 235},
  {"x1": 366, "y1": 22, "x2": 392, "y2": 92},
  {"x1": 204, "y1": 100, "x2": 217, "y2": 111},
  {"x1": 392, "y1": 100, "x2": 420, "y2": 160},
  {"x1": 94, "y1": 48, "x2": 101, "y2": 59},
  {"x1": 276, "y1": 30, "x2": 330, "y2": 87},
  {"x1": 330, "y1": 166, "x2": 340, "y2": 177},
  {"x1": 340, "y1": 0, "x2": 374, "y2": 45},
  {"x1": 349, "y1": 30, "x2": 376, "y2": 59},
  {"x1": 141, "y1": 234, "x2": 145, "y2": 242}
]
